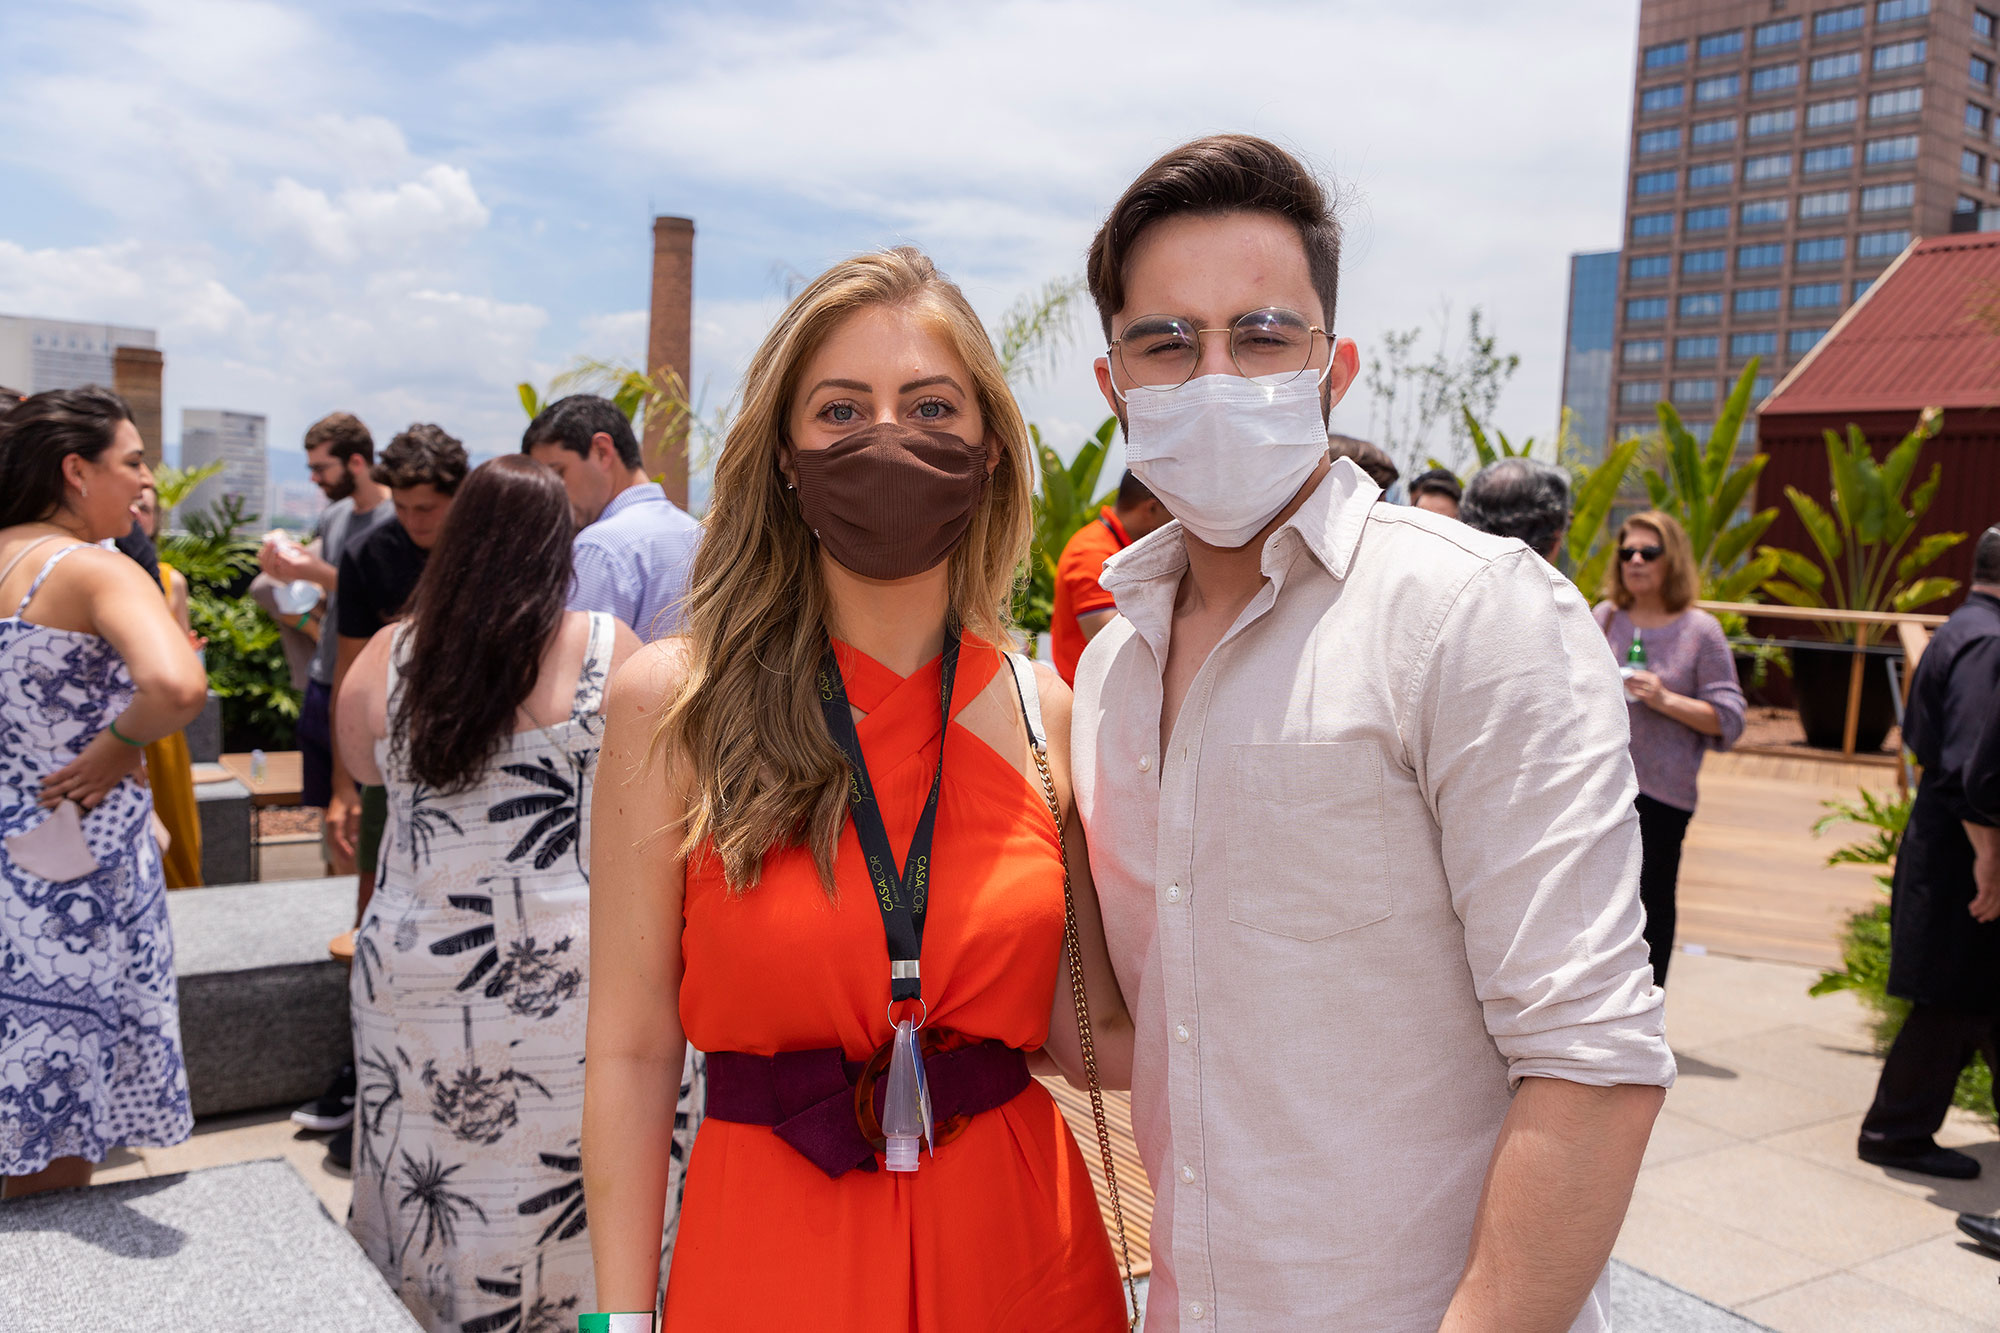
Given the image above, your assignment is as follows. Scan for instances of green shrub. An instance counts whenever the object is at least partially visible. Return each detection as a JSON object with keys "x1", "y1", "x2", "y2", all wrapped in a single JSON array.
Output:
[
  {"x1": 1808, "y1": 788, "x2": 1994, "y2": 1116},
  {"x1": 159, "y1": 493, "x2": 300, "y2": 752}
]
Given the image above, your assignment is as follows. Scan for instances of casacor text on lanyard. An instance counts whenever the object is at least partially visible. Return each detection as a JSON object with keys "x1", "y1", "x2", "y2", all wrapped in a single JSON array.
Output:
[{"x1": 815, "y1": 624, "x2": 962, "y2": 1171}]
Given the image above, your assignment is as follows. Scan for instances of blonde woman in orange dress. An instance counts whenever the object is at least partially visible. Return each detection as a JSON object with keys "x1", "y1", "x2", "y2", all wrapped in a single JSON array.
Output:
[{"x1": 583, "y1": 247, "x2": 1132, "y2": 1331}]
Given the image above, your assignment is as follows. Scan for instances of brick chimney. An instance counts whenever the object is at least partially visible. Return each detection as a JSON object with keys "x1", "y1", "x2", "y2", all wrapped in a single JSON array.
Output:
[
  {"x1": 114, "y1": 345, "x2": 166, "y2": 468},
  {"x1": 645, "y1": 216, "x2": 695, "y2": 506}
]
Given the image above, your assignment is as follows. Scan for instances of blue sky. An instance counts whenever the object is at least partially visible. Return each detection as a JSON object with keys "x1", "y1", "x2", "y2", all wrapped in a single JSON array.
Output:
[{"x1": 0, "y1": 0, "x2": 1640, "y2": 498}]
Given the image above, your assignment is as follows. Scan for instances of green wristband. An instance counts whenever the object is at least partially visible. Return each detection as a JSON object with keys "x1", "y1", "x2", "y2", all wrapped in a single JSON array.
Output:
[
  {"x1": 578, "y1": 1316, "x2": 653, "y2": 1333},
  {"x1": 107, "y1": 719, "x2": 145, "y2": 748}
]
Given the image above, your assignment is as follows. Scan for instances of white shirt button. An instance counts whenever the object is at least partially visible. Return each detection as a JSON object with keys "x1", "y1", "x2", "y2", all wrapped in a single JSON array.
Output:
[
  {"x1": 1189, "y1": 1302, "x2": 1206, "y2": 1321},
  {"x1": 1138, "y1": 754, "x2": 1153, "y2": 773},
  {"x1": 1180, "y1": 1163, "x2": 1196, "y2": 1184},
  {"x1": 1175, "y1": 1023, "x2": 1191, "y2": 1043},
  {"x1": 1166, "y1": 883, "x2": 1182, "y2": 903}
]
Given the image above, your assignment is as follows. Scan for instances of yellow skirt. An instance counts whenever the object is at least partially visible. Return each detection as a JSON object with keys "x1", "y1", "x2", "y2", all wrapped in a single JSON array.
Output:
[{"x1": 144, "y1": 731, "x2": 203, "y2": 889}]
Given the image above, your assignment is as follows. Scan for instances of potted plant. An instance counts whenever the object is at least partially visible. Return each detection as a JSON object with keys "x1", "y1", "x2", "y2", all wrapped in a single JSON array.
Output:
[{"x1": 1758, "y1": 409, "x2": 1963, "y2": 751}]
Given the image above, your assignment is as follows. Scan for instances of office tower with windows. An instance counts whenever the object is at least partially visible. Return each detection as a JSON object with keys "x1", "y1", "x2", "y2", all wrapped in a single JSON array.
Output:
[
  {"x1": 1610, "y1": 0, "x2": 1995, "y2": 444},
  {"x1": 181, "y1": 408, "x2": 269, "y2": 525},
  {"x1": 1559, "y1": 250, "x2": 1621, "y2": 463}
]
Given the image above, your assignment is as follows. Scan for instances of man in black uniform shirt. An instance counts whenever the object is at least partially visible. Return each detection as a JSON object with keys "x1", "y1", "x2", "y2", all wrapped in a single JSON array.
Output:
[
  {"x1": 1859, "y1": 523, "x2": 2000, "y2": 1183},
  {"x1": 330, "y1": 423, "x2": 466, "y2": 926}
]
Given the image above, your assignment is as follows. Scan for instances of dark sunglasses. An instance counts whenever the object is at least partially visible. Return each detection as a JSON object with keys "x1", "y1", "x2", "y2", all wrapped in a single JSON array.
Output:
[{"x1": 1618, "y1": 544, "x2": 1665, "y2": 564}]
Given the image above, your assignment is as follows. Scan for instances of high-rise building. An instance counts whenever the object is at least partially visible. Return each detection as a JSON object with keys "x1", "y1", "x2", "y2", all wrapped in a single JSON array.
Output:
[
  {"x1": 0, "y1": 314, "x2": 156, "y2": 396},
  {"x1": 180, "y1": 408, "x2": 269, "y2": 526},
  {"x1": 1559, "y1": 250, "x2": 1621, "y2": 462},
  {"x1": 1609, "y1": 0, "x2": 1998, "y2": 446}
]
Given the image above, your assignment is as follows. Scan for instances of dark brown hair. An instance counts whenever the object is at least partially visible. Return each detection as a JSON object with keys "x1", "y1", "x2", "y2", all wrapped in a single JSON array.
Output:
[
  {"x1": 372, "y1": 423, "x2": 467, "y2": 493},
  {"x1": 304, "y1": 412, "x2": 374, "y2": 465},
  {"x1": 393, "y1": 456, "x2": 574, "y2": 793},
  {"x1": 1087, "y1": 134, "x2": 1343, "y2": 339},
  {"x1": 1604, "y1": 511, "x2": 1699, "y2": 614},
  {"x1": 1328, "y1": 434, "x2": 1399, "y2": 491},
  {"x1": 0, "y1": 386, "x2": 134, "y2": 529}
]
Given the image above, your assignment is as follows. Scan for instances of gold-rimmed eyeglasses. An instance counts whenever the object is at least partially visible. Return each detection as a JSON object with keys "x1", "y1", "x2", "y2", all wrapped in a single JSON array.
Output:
[{"x1": 1108, "y1": 307, "x2": 1334, "y2": 393}]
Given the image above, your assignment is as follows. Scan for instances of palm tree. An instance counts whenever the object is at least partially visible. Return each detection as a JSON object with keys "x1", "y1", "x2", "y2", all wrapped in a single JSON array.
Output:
[
  {"x1": 355, "y1": 1044, "x2": 408, "y2": 1183},
  {"x1": 517, "y1": 1146, "x2": 586, "y2": 1246},
  {"x1": 430, "y1": 892, "x2": 500, "y2": 995},
  {"x1": 487, "y1": 753, "x2": 592, "y2": 871},
  {"x1": 395, "y1": 1149, "x2": 487, "y2": 1262},
  {"x1": 460, "y1": 1256, "x2": 578, "y2": 1333},
  {"x1": 420, "y1": 1004, "x2": 553, "y2": 1145},
  {"x1": 404, "y1": 783, "x2": 464, "y2": 870}
]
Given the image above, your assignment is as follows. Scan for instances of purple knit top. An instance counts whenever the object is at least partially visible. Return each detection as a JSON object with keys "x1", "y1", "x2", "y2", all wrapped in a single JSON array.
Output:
[{"x1": 1593, "y1": 604, "x2": 1747, "y2": 814}]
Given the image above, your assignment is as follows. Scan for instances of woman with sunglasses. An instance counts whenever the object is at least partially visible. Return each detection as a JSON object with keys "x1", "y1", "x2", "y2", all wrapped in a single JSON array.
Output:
[{"x1": 1595, "y1": 511, "x2": 1745, "y2": 986}]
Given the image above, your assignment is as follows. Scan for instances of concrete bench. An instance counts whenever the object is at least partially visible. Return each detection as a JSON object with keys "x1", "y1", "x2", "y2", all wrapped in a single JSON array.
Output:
[
  {"x1": 0, "y1": 1159, "x2": 418, "y2": 1331},
  {"x1": 168, "y1": 876, "x2": 353, "y2": 1118}
]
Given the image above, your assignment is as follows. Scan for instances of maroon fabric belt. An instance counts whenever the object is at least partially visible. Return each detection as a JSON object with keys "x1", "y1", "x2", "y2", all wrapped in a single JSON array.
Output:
[{"x1": 704, "y1": 1035, "x2": 1031, "y2": 1179}]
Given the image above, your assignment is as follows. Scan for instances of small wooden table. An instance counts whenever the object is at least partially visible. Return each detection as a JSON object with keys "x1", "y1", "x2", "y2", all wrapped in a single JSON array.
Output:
[
  {"x1": 217, "y1": 751, "x2": 305, "y2": 807},
  {"x1": 217, "y1": 751, "x2": 306, "y2": 881}
]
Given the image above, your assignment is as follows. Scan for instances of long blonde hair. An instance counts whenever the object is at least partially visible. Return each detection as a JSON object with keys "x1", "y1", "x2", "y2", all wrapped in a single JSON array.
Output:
[{"x1": 660, "y1": 247, "x2": 1033, "y2": 892}]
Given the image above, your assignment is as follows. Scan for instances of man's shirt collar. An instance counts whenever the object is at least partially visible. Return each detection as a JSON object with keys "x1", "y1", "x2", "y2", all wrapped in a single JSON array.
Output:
[
  {"x1": 1096, "y1": 457, "x2": 1380, "y2": 657},
  {"x1": 594, "y1": 480, "x2": 667, "y2": 527}
]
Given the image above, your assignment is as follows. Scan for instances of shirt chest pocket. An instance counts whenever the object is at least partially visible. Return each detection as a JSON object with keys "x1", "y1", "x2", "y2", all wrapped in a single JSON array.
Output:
[{"x1": 1223, "y1": 741, "x2": 1391, "y2": 942}]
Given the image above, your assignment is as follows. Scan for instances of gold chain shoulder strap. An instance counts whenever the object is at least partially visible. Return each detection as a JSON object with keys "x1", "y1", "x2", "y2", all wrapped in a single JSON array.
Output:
[{"x1": 1017, "y1": 659, "x2": 1140, "y2": 1330}]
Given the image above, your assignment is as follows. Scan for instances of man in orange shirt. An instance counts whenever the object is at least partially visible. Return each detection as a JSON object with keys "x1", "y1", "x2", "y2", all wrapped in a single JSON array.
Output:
[{"x1": 1051, "y1": 470, "x2": 1169, "y2": 684}]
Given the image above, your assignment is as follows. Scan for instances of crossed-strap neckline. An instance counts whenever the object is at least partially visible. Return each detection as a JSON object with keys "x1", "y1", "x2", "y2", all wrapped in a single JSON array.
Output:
[{"x1": 830, "y1": 634, "x2": 999, "y2": 768}]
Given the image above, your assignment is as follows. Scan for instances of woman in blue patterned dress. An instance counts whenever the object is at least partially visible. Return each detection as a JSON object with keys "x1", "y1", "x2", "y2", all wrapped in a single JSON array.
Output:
[
  {"x1": 0, "y1": 387, "x2": 209, "y2": 1198},
  {"x1": 336, "y1": 457, "x2": 640, "y2": 1329}
]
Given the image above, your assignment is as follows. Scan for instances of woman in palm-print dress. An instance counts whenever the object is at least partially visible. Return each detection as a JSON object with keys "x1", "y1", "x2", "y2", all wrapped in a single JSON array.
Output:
[{"x1": 336, "y1": 457, "x2": 652, "y2": 1331}]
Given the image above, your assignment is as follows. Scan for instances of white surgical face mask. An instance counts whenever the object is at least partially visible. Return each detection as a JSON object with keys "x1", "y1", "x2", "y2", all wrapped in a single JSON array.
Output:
[{"x1": 1121, "y1": 371, "x2": 1330, "y2": 548}]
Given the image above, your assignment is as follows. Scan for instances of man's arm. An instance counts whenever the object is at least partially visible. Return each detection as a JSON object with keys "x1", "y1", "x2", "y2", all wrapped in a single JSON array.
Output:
[
  {"x1": 1412, "y1": 552, "x2": 1674, "y2": 1327},
  {"x1": 1440, "y1": 1079, "x2": 1662, "y2": 1331},
  {"x1": 1967, "y1": 822, "x2": 2000, "y2": 923},
  {"x1": 1076, "y1": 608, "x2": 1117, "y2": 642}
]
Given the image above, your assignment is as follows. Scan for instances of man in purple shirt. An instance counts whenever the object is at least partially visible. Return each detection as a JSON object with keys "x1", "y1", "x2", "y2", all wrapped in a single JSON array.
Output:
[{"x1": 522, "y1": 394, "x2": 701, "y2": 641}]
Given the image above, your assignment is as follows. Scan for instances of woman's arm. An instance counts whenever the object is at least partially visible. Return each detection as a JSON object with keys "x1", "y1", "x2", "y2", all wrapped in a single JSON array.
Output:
[
  {"x1": 585, "y1": 642, "x2": 692, "y2": 1313},
  {"x1": 165, "y1": 567, "x2": 192, "y2": 635},
  {"x1": 40, "y1": 549, "x2": 206, "y2": 810},
  {"x1": 1035, "y1": 665, "x2": 1134, "y2": 1092},
  {"x1": 333, "y1": 630, "x2": 394, "y2": 788}
]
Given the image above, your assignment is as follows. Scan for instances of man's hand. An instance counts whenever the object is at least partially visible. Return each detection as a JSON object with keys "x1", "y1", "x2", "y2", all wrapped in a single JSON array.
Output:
[
  {"x1": 1967, "y1": 823, "x2": 2000, "y2": 923},
  {"x1": 326, "y1": 785, "x2": 360, "y2": 865}
]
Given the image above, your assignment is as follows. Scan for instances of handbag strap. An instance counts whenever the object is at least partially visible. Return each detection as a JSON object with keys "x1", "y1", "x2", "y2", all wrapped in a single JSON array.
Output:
[{"x1": 1004, "y1": 651, "x2": 1139, "y2": 1330}]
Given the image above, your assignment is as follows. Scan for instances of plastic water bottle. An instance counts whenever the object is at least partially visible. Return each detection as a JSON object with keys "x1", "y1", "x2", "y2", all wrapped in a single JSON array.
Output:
[
  {"x1": 250, "y1": 749, "x2": 267, "y2": 783},
  {"x1": 1622, "y1": 634, "x2": 1648, "y2": 699},
  {"x1": 273, "y1": 579, "x2": 322, "y2": 617},
  {"x1": 881, "y1": 1019, "x2": 933, "y2": 1172}
]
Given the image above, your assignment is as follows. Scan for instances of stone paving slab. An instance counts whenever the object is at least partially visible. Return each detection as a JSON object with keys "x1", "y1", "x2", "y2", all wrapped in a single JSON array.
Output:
[
  {"x1": 0, "y1": 1159, "x2": 414, "y2": 1331},
  {"x1": 1614, "y1": 949, "x2": 2000, "y2": 1331}
]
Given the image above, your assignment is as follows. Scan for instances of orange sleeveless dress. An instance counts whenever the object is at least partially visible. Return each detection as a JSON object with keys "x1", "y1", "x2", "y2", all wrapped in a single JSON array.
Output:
[{"x1": 666, "y1": 637, "x2": 1125, "y2": 1333}]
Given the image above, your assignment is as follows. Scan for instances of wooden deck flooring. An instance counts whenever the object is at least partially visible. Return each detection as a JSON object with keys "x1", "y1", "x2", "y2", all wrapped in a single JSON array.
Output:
[{"x1": 1676, "y1": 749, "x2": 1900, "y2": 971}]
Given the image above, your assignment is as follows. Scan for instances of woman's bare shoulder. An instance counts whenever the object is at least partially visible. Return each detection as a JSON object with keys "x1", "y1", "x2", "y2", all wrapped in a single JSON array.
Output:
[{"x1": 607, "y1": 636, "x2": 693, "y2": 714}]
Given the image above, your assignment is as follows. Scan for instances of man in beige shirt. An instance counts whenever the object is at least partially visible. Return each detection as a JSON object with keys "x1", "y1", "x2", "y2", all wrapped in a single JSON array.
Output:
[{"x1": 1071, "y1": 135, "x2": 1673, "y2": 1331}]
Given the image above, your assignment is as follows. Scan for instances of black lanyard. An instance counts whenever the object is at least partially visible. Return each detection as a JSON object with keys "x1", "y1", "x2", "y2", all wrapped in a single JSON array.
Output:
[{"x1": 816, "y1": 626, "x2": 962, "y2": 1005}]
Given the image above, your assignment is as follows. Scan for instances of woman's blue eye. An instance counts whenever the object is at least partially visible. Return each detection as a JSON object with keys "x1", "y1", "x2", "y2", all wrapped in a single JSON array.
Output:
[
  {"x1": 915, "y1": 398, "x2": 951, "y2": 420},
  {"x1": 824, "y1": 403, "x2": 855, "y2": 423}
]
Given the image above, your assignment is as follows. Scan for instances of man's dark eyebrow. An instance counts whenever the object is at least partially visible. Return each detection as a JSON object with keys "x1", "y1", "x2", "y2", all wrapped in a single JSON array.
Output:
[
  {"x1": 900, "y1": 374, "x2": 961, "y2": 394},
  {"x1": 807, "y1": 378, "x2": 872, "y2": 396}
]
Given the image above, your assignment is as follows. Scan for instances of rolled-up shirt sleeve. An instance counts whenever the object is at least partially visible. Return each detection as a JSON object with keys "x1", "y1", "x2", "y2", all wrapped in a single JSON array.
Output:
[
  {"x1": 1695, "y1": 612, "x2": 1747, "y2": 751},
  {"x1": 1410, "y1": 550, "x2": 1674, "y2": 1089}
]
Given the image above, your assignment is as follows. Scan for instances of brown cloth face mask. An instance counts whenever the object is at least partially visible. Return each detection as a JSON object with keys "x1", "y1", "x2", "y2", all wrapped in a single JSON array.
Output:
[{"x1": 791, "y1": 422, "x2": 990, "y2": 580}]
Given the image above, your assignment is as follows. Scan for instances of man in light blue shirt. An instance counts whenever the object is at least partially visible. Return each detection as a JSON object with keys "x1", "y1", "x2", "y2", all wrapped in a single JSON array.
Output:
[{"x1": 522, "y1": 394, "x2": 701, "y2": 641}]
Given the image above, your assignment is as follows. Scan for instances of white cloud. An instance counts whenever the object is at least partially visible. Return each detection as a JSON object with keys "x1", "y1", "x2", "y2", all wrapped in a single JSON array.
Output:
[
  {"x1": 261, "y1": 165, "x2": 491, "y2": 263},
  {"x1": 1, "y1": 0, "x2": 1648, "y2": 485}
]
